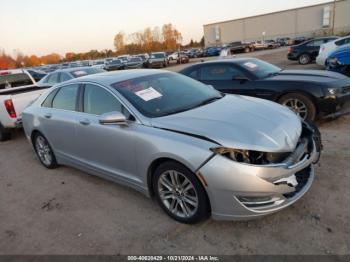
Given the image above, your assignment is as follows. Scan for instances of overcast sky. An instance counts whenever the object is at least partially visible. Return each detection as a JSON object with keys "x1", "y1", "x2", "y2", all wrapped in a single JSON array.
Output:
[{"x1": 0, "y1": 0, "x2": 331, "y2": 56}]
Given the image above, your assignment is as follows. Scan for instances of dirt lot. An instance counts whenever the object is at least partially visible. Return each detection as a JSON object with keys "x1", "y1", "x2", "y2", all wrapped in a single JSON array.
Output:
[{"x1": 1, "y1": 48, "x2": 349, "y2": 255}]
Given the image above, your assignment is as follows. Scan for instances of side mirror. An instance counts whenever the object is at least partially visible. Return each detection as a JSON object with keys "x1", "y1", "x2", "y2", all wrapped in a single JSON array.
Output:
[{"x1": 99, "y1": 111, "x2": 127, "y2": 125}]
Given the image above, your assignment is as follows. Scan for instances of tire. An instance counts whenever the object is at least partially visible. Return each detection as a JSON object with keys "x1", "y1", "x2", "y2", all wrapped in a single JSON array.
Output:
[
  {"x1": 340, "y1": 65, "x2": 350, "y2": 77},
  {"x1": 298, "y1": 53, "x2": 311, "y2": 65},
  {"x1": 278, "y1": 93, "x2": 317, "y2": 122},
  {"x1": 244, "y1": 47, "x2": 250, "y2": 53},
  {"x1": 33, "y1": 132, "x2": 58, "y2": 169},
  {"x1": 153, "y1": 161, "x2": 210, "y2": 224},
  {"x1": 0, "y1": 124, "x2": 11, "y2": 142}
]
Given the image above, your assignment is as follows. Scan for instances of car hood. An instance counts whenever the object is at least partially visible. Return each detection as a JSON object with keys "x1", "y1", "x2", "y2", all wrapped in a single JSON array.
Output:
[
  {"x1": 151, "y1": 95, "x2": 302, "y2": 152},
  {"x1": 266, "y1": 69, "x2": 348, "y2": 82}
]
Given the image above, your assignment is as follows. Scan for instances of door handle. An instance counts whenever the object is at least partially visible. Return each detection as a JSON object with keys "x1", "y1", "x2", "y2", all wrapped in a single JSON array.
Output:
[
  {"x1": 79, "y1": 119, "x2": 90, "y2": 126},
  {"x1": 44, "y1": 113, "x2": 52, "y2": 119}
]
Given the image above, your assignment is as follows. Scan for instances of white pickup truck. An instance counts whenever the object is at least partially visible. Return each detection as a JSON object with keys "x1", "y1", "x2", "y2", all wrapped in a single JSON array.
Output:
[{"x1": 0, "y1": 69, "x2": 49, "y2": 141}]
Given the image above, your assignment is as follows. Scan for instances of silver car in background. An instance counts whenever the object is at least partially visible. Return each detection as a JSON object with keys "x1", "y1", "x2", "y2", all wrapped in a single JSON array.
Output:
[{"x1": 22, "y1": 70, "x2": 321, "y2": 223}]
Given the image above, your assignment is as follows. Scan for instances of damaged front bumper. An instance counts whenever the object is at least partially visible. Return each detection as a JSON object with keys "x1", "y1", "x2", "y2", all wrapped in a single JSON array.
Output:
[{"x1": 198, "y1": 131, "x2": 321, "y2": 220}]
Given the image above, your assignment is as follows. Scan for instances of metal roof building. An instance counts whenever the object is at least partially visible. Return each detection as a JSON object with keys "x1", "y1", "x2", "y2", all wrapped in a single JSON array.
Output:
[{"x1": 203, "y1": 0, "x2": 350, "y2": 47}]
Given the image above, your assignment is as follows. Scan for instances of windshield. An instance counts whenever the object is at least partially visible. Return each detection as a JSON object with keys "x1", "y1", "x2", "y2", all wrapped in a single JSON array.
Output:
[
  {"x1": 237, "y1": 59, "x2": 281, "y2": 79},
  {"x1": 109, "y1": 60, "x2": 121, "y2": 65},
  {"x1": 70, "y1": 68, "x2": 105, "y2": 78},
  {"x1": 111, "y1": 72, "x2": 223, "y2": 118},
  {"x1": 151, "y1": 53, "x2": 165, "y2": 59},
  {"x1": 130, "y1": 58, "x2": 142, "y2": 63}
]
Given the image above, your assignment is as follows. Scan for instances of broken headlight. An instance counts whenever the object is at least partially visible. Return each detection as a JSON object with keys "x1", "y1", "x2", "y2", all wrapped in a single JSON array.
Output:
[{"x1": 210, "y1": 147, "x2": 290, "y2": 165}]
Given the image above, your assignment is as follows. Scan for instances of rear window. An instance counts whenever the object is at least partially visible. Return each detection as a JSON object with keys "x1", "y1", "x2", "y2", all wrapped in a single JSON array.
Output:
[
  {"x1": 0, "y1": 73, "x2": 33, "y2": 89},
  {"x1": 70, "y1": 68, "x2": 104, "y2": 78}
]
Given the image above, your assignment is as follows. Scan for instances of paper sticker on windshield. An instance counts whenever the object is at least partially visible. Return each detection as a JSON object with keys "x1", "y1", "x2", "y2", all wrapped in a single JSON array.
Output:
[
  {"x1": 243, "y1": 62, "x2": 258, "y2": 69},
  {"x1": 73, "y1": 70, "x2": 87, "y2": 76},
  {"x1": 135, "y1": 87, "x2": 162, "y2": 101}
]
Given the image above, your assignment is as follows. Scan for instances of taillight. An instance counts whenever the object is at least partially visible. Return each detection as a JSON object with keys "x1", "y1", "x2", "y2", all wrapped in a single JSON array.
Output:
[
  {"x1": 4, "y1": 99, "x2": 17, "y2": 118},
  {"x1": 288, "y1": 47, "x2": 293, "y2": 53}
]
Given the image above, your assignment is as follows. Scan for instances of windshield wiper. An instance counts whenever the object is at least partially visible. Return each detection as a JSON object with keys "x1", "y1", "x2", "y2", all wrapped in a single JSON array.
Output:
[
  {"x1": 162, "y1": 96, "x2": 223, "y2": 117},
  {"x1": 265, "y1": 70, "x2": 282, "y2": 78}
]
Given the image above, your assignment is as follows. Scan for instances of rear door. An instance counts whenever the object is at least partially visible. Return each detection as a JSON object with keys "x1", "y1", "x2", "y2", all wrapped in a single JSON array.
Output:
[{"x1": 39, "y1": 83, "x2": 81, "y2": 159}]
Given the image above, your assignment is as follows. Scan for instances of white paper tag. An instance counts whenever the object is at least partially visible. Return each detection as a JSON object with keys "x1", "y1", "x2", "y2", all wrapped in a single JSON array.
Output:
[
  {"x1": 73, "y1": 70, "x2": 87, "y2": 76},
  {"x1": 244, "y1": 62, "x2": 258, "y2": 69},
  {"x1": 135, "y1": 87, "x2": 162, "y2": 101}
]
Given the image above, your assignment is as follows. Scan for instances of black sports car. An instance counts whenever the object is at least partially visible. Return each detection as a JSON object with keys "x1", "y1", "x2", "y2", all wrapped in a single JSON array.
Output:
[{"x1": 179, "y1": 58, "x2": 350, "y2": 121}]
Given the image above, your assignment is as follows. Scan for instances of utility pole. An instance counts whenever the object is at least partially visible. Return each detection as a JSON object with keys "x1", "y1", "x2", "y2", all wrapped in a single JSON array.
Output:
[{"x1": 332, "y1": 0, "x2": 336, "y2": 35}]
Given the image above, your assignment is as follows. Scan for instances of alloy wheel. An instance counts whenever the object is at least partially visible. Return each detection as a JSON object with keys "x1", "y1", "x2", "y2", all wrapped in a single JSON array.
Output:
[
  {"x1": 35, "y1": 136, "x2": 53, "y2": 166},
  {"x1": 157, "y1": 170, "x2": 199, "y2": 218},
  {"x1": 282, "y1": 98, "x2": 308, "y2": 120},
  {"x1": 299, "y1": 54, "x2": 310, "y2": 65}
]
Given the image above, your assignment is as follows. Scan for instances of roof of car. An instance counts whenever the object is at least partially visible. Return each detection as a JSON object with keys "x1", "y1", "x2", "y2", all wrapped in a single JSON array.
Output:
[
  {"x1": 68, "y1": 69, "x2": 169, "y2": 86},
  {"x1": 196, "y1": 58, "x2": 258, "y2": 65},
  {"x1": 50, "y1": 66, "x2": 94, "y2": 74}
]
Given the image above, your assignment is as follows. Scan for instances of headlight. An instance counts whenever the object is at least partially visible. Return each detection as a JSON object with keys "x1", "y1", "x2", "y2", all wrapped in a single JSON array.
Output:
[
  {"x1": 327, "y1": 87, "x2": 342, "y2": 95},
  {"x1": 211, "y1": 147, "x2": 290, "y2": 165},
  {"x1": 211, "y1": 147, "x2": 264, "y2": 164}
]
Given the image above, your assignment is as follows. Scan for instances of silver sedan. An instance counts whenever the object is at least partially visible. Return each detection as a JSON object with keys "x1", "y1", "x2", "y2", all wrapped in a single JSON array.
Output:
[{"x1": 22, "y1": 70, "x2": 321, "y2": 223}]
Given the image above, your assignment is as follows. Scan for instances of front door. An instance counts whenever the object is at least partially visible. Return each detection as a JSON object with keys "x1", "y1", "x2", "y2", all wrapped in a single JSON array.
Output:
[{"x1": 74, "y1": 83, "x2": 140, "y2": 184}]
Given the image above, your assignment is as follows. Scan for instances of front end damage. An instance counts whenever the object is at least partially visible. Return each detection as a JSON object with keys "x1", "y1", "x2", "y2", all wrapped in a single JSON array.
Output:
[{"x1": 198, "y1": 123, "x2": 322, "y2": 220}]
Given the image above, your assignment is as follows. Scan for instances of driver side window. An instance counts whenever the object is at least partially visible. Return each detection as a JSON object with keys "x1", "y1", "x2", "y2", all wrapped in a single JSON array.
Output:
[
  {"x1": 200, "y1": 65, "x2": 245, "y2": 81},
  {"x1": 83, "y1": 84, "x2": 123, "y2": 115}
]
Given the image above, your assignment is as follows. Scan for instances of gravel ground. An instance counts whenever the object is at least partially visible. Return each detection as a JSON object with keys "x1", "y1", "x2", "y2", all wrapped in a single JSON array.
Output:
[{"x1": 0, "y1": 48, "x2": 349, "y2": 255}]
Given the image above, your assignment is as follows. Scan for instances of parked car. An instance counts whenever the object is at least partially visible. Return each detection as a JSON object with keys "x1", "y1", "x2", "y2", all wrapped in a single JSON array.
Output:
[
  {"x1": 0, "y1": 69, "x2": 48, "y2": 141},
  {"x1": 316, "y1": 35, "x2": 350, "y2": 67},
  {"x1": 227, "y1": 41, "x2": 255, "y2": 53},
  {"x1": 265, "y1": 40, "x2": 280, "y2": 49},
  {"x1": 117, "y1": 55, "x2": 131, "y2": 64},
  {"x1": 167, "y1": 52, "x2": 189, "y2": 64},
  {"x1": 252, "y1": 41, "x2": 268, "y2": 50},
  {"x1": 187, "y1": 48, "x2": 203, "y2": 58},
  {"x1": 37, "y1": 67, "x2": 105, "y2": 88},
  {"x1": 104, "y1": 59, "x2": 125, "y2": 71},
  {"x1": 135, "y1": 54, "x2": 150, "y2": 68},
  {"x1": 146, "y1": 52, "x2": 168, "y2": 68},
  {"x1": 203, "y1": 47, "x2": 222, "y2": 57},
  {"x1": 287, "y1": 37, "x2": 339, "y2": 65},
  {"x1": 125, "y1": 57, "x2": 144, "y2": 69},
  {"x1": 179, "y1": 58, "x2": 350, "y2": 121},
  {"x1": 92, "y1": 60, "x2": 106, "y2": 69},
  {"x1": 276, "y1": 37, "x2": 291, "y2": 46},
  {"x1": 22, "y1": 69, "x2": 321, "y2": 223},
  {"x1": 326, "y1": 43, "x2": 350, "y2": 77}
]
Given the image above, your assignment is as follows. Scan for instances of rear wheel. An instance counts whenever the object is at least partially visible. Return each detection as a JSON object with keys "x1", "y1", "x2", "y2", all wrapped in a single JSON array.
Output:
[
  {"x1": 33, "y1": 133, "x2": 58, "y2": 169},
  {"x1": 0, "y1": 124, "x2": 11, "y2": 142},
  {"x1": 153, "y1": 161, "x2": 210, "y2": 224},
  {"x1": 299, "y1": 54, "x2": 311, "y2": 65},
  {"x1": 279, "y1": 93, "x2": 317, "y2": 122},
  {"x1": 244, "y1": 47, "x2": 250, "y2": 53}
]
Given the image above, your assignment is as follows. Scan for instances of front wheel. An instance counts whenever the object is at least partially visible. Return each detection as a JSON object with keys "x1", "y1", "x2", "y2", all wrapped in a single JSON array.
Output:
[
  {"x1": 33, "y1": 133, "x2": 58, "y2": 169},
  {"x1": 279, "y1": 93, "x2": 316, "y2": 122},
  {"x1": 153, "y1": 161, "x2": 210, "y2": 224}
]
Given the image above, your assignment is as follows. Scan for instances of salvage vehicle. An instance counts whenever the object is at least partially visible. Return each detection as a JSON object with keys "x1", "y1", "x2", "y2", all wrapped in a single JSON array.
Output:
[
  {"x1": 0, "y1": 69, "x2": 47, "y2": 141},
  {"x1": 22, "y1": 70, "x2": 321, "y2": 223},
  {"x1": 146, "y1": 52, "x2": 168, "y2": 68},
  {"x1": 326, "y1": 44, "x2": 350, "y2": 77},
  {"x1": 287, "y1": 36, "x2": 338, "y2": 65},
  {"x1": 37, "y1": 67, "x2": 105, "y2": 88},
  {"x1": 179, "y1": 58, "x2": 350, "y2": 121},
  {"x1": 317, "y1": 35, "x2": 350, "y2": 67}
]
